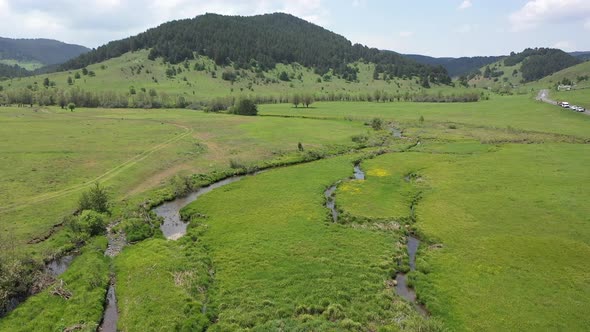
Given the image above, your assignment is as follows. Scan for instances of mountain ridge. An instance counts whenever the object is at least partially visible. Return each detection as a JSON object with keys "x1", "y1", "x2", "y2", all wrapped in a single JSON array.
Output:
[{"x1": 0, "y1": 37, "x2": 89, "y2": 67}]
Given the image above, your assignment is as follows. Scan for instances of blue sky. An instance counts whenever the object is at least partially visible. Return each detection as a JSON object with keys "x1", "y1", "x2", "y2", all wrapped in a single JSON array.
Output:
[{"x1": 0, "y1": 0, "x2": 589, "y2": 57}]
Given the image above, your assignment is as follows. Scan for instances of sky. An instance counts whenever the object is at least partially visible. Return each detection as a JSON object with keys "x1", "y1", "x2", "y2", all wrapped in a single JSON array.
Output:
[{"x1": 0, "y1": 0, "x2": 589, "y2": 57}]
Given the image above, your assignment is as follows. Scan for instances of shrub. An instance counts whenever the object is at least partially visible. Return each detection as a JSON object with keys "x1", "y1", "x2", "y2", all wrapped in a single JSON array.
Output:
[
  {"x1": 78, "y1": 182, "x2": 110, "y2": 214},
  {"x1": 230, "y1": 98, "x2": 258, "y2": 116},
  {"x1": 69, "y1": 210, "x2": 107, "y2": 237},
  {"x1": 371, "y1": 118, "x2": 384, "y2": 130},
  {"x1": 229, "y1": 158, "x2": 247, "y2": 169},
  {"x1": 123, "y1": 218, "x2": 155, "y2": 242},
  {"x1": 323, "y1": 303, "x2": 345, "y2": 321}
]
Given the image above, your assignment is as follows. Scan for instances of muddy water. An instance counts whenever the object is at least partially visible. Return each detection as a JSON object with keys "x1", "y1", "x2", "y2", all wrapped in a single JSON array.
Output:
[
  {"x1": 325, "y1": 185, "x2": 338, "y2": 222},
  {"x1": 98, "y1": 282, "x2": 118, "y2": 332},
  {"x1": 395, "y1": 235, "x2": 428, "y2": 316},
  {"x1": 46, "y1": 255, "x2": 74, "y2": 277},
  {"x1": 154, "y1": 175, "x2": 249, "y2": 240},
  {"x1": 1, "y1": 254, "x2": 77, "y2": 317}
]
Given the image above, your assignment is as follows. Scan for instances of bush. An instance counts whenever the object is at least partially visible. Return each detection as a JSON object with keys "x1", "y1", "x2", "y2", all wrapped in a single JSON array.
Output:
[
  {"x1": 123, "y1": 218, "x2": 155, "y2": 242},
  {"x1": 78, "y1": 182, "x2": 110, "y2": 213},
  {"x1": 230, "y1": 98, "x2": 258, "y2": 116},
  {"x1": 371, "y1": 118, "x2": 384, "y2": 130},
  {"x1": 69, "y1": 210, "x2": 107, "y2": 237}
]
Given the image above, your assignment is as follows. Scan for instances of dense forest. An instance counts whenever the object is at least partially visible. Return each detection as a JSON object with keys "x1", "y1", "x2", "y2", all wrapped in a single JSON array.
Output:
[
  {"x1": 0, "y1": 37, "x2": 89, "y2": 65},
  {"x1": 503, "y1": 48, "x2": 581, "y2": 81},
  {"x1": 405, "y1": 54, "x2": 503, "y2": 77},
  {"x1": 0, "y1": 63, "x2": 29, "y2": 79},
  {"x1": 61, "y1": 13, "x2": 451, "y2": 84}
]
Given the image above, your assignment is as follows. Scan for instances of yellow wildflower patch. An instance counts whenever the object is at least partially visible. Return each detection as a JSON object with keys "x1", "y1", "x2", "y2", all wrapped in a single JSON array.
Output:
[{"x1": 366, "y1": 168, "x2": 390, "y2": 177}]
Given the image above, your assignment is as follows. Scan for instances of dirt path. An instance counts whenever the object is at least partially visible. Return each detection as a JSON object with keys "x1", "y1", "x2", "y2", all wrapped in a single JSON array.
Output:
[{"x1": 0, "y1": 114, "x2": 193, "y2": 213}]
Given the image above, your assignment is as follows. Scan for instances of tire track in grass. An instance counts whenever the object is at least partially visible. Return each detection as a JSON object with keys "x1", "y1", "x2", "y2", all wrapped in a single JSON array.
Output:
[{"x1": 0, "y1": 117, "x2": 192, "y2": 213}]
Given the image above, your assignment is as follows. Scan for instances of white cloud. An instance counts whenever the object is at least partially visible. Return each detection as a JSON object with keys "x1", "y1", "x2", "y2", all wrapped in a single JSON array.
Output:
[
  {"x1": 0, "y1": 0, "x2": 329, "y2": 47},
  {"x1": 552, "y1": 40, "x2": 575, "y2": 51},
  {"x1": 510, "y1": 0, "x2": 590, "y2": 31},
  {"x1": 458, "y1": 0, "x2": 472, "y2": 10},
  {"x1": 399, "y1": 31, "x2": 414, "y2": 38}
]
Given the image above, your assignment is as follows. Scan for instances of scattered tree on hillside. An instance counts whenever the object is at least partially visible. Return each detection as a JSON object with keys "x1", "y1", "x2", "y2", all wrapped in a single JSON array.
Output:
[{"x1": 68, "y1": 102, "x2": 76, "y2": 112}]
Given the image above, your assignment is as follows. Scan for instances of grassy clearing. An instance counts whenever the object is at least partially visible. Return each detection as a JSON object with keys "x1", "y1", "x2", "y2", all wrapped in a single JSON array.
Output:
[
  {"x1": 0, "y1": 236, "x2": 109, "y2": 332},
  {"x1": 343, "y1": 143, "x2": 590, "y2": 331},
  {"x1": 0, "y1": 59, "x2": 44, "y2": 71}
]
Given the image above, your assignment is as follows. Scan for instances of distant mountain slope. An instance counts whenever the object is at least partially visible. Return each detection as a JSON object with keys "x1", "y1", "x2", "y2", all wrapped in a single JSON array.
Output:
[
  {"x1": 467, "y1": 48, "x2": 581, "y2": 88},
  {"x1": 502, "y1": 48, "x2": 580, "y2": 82},
  {"x1": 569, "y1": 51, "x2": 590, "y2": 61},
  {"x1": 405, "y1": 54, "x2": 504, "y2": 77},
  {"x1": 0, "y1": 37, "x2": 89, "y2": 66},
  {"x1": 61, "y1": 13, "x2": 450, "y2": 84}
]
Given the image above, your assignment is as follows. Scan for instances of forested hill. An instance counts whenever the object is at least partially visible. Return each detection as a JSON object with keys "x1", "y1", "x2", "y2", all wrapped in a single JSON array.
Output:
[
  {"x1": 61, "y1": 13, "x2": 451, "y2": 84},
  {"x1": 405, "y1": 54, "x2": 504, "y2": 77},
  {"x1": 503, "y1": 48, "x2": 580, "y2": 82},
  {"x1": 0, "y1": 37, "x2": 89, "y2": 65}
]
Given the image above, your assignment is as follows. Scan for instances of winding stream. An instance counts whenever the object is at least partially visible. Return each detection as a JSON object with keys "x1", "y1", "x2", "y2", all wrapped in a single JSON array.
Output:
[
  {"x1": 395, "y1": 235, "x2": 428, "y2": 316},
  {"x1": 154, "y1": 175, "x2": 251, "y2": 240},
  {"x1": 325, "y1": 164, "x2": 365, "y2": 223}
]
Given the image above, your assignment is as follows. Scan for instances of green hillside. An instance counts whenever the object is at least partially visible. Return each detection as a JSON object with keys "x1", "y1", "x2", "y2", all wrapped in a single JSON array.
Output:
[
  {"x1": 60, "y1": 13, "x2": 449, "y2": 85},
  {"x1": 467, "y1": 48, "x2": 580, "y2": 91},
  {"x1": 1, "y1": 49, "x2": 480, "y2": 108}
]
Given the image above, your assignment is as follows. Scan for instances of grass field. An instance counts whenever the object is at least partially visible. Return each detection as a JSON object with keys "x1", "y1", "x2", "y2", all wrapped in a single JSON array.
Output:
[
  {"x1": 0, "y1": 106, "x2": 369, "y2": 258},
  {"x1": 1, "y1": 88, "x2": 590, "y2": 331},
  {"x1": 260, "y1": 96, "x2": 590, "y2": 139}
]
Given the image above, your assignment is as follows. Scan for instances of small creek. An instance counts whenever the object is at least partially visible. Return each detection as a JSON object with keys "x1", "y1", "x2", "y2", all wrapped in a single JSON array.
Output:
[
  {"x1": 391, "y1": 127, "x2": 403, "y2": 138},
  {"x1": 98, "y1": 223, "x2": 125, "y2": 332},
  {"x1": 154, "y1": 175, "x2": 251, "y2": 240},
  {"x1": 325, "y1": 164, "x2": 365, "y2": 223},
  {"x1": 395, "y1": 235, "x2": 428, "y2": 316},
  {"x1": 98, "y1": 281, "x2": 117, "y2": 332},
  {"x1": 1, "y1": 254, "x2": 77, "y2": 317},
  {"x1": 45, "y1": 254, "x2": 74, "y2": 277}
]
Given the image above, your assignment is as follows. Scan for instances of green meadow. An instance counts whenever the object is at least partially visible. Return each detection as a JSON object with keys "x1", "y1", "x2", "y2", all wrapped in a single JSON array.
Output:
[{"x1": 1, "y1": 88, "x2": 589, "y2": 331}]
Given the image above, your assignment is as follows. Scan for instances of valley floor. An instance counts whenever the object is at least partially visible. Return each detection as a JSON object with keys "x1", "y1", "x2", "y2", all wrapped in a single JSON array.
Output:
[{"x1": 1, "y1": 94, "x2": 589, "y2": 331}]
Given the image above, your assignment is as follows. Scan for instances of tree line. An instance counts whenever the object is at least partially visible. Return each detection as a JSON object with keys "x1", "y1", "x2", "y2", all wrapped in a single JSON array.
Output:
[{"x1": 0, "y1": 86, "x2": 480, "y2": 110}]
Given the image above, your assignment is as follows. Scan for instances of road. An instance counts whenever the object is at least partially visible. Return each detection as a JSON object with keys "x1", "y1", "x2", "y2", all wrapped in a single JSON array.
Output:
[{"x1": 537, "y1": 89, "x2": 590, "y2": 116}]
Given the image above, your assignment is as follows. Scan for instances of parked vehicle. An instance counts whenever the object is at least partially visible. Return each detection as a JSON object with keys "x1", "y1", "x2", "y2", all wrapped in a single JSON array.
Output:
[{"x1": 559, "y1": 101, "x2": 570, "y2": 108}]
